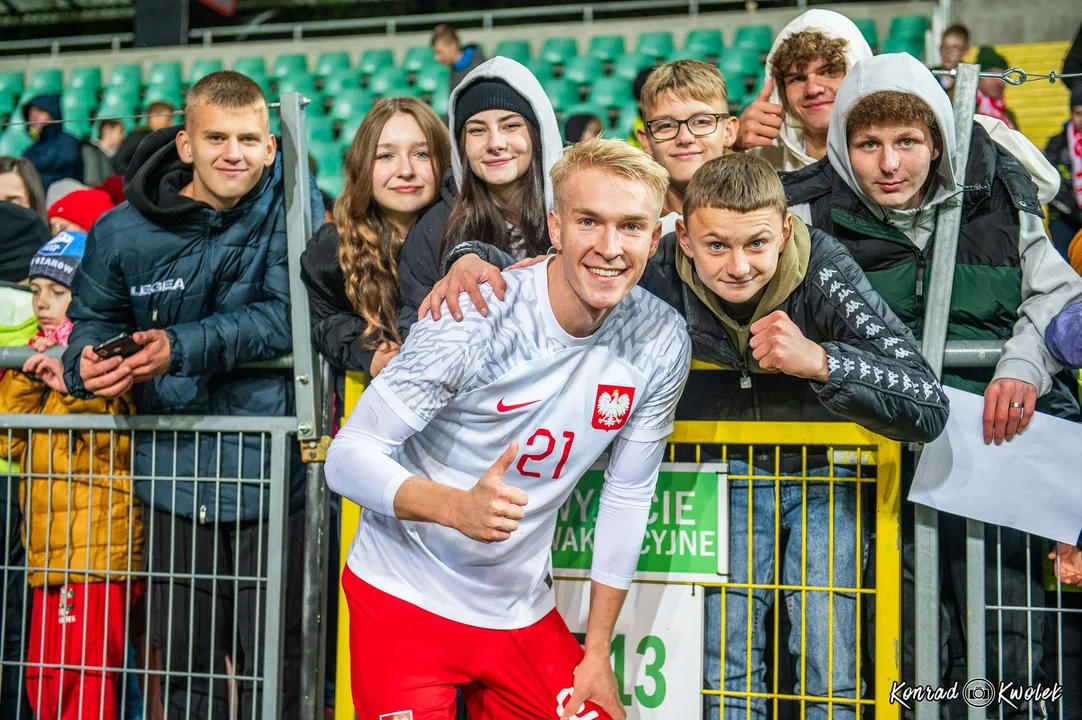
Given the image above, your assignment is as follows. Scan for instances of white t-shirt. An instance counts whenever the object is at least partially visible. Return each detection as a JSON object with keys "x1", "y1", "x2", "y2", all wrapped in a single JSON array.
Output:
[{"x1": 344, "y1": 260, "x2": 691, "y2": 629}]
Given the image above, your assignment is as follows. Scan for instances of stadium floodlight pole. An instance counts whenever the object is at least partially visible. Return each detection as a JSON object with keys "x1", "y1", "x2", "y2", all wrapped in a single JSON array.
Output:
[
  {"x1": 280, "y1": 90, "x2": 330, "y2": 720},
  {"x1": 914, "y1": 61, "x2": 981, "y2": 720}
]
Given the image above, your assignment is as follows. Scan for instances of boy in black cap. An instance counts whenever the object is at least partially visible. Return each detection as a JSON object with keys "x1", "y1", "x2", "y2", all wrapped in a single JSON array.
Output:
[{"x1": 975, "y1": 46, "x2": 1019, "y2": 130}]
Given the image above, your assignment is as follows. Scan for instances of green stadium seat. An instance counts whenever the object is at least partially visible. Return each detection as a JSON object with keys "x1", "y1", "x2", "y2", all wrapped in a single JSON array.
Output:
[
  {"x1": 69, "y1": 67, "x2": 102, "y2": 93},
  {"x1": 28, "y1": 69, "x2": 63, "y2": 95},
  {"x1": 403, "y1": 45, "x2": 436, "y2": 73},
  {"x1": 270, "y1": 115, "x2": 282, "y2": 138},
  {"x1": 337, "y1": 114, "x2": 364, "y2": 148},
  {"x1": 144, "y1": 84, "x2": 184, "y2": 109},
  {"x1": 315, "y1": 51, "x2": 352, "y2": 78},
  {"x1": 416, "y1": 64, "x2": 450, "y2": 94},
  {"x1": 0, "y1": 128, "x2": 33, "y2": 156},
  {"x1": 330, "y1": 89, "x2": 373, "y2": 121},
  {"x1": 882, "y1": 35, "x2": 924, "y2": 60},
  {"x1": 107, "y1": 64, "x2": 142, "y2": 91},
  {"x1": 588, "y1": 76, "x2": 633, "y2": 109},
  {"x1": 273, "y1": 53, "x2": 308, "y2": 79},
  {"x1": 233, "y1": 56, "x2": 267, "y2": 78},
  {"x1": 636, "y1": 32, "x2": 674, "y2": 61},
  {"x1": 429, "y1": 91, "x2": 450, "y2": 117},
  {"x1": 589, "y1": 35, "x2": 626, "y2": 63},
  {"x1": 526, "y1": 58, "x2": 555, "y2": 83},
  {"x1": 96, "y1": 98, "x2": 137, "y2": 131},
  {"x1": 853, "y1": 18, "x2": 879, "y2": 51},
  {"x1": 148, "y1": 62, "x2": 182, "y2": 89},
  {"x1": 63, "y1": 120, "x2": 91, "y2": 140},
  {"x1": 543, "y1": 78, "x2": 579, "y2": 114},
  {"x1": 494, "y1": 40, "x2": 531, "y2": 65},
  {"x1": 188, "y1": 58, "x2": 223, "y2": 86},
  {"x1": 317, "y1": 174, "x2": 345, "y2": 199},
  {"x1": 733, "y1": 25, "x2": 773, "y2": 55},
  {"x1": 613, "y1": 53, "x2": 651, "y2": 82},
  {"x1": 613, "y1": 101, "x2": 641, "y2": 138},
  {"x1": 323, "y1": 69, "x2": 361, "y2": 96},
  {"x1": 889, "y1": 15, "x2": 929, "y2": 40},
  {"x1": 541, "y1": 38, "x2": 578, "y2": 67},
  {"x1": 685, "y1": 29, "x2": 724, "y2": 57},
  {"x1": 0, "y1": 71, "x2": 24, "y2": 98},
  {"x1": 360, "y1": 48, "x2": 395, "y2": 78},
  {"x1": 61, "y1": 87, "x2": 98, "y2": 118},
  {"x1": 563, "y1": 56, "x2": 603, "y2": 87},
  {"x1": 100, "y1": 85, "x2": 139, "y2": 108},
  {"x1": 307, "y1": 115, "x2": 335, "y2": 144},
  {"x1": 309, "y1": 140, "x2": 343, "y2": 177},
  {"x1": 671, "y1": 46, "x2": 712, "y2": 62},
  {"x1": 368, "y1": 66, "x2": 408, "y2": 97},
  {"x1": 278, "y1": 74, "x2": 319, "y2": 100},
  {"x1": 0, "y1": 90, "x2": 16, "y2": 117},
  {"x1": 719, "y1": 47, "x2": 762, "y2": 81}
]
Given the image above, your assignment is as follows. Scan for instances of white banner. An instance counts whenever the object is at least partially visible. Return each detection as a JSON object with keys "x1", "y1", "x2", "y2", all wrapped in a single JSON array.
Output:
[{"x1": 555, "y1": 580, "x2": 704, "y2": 720}]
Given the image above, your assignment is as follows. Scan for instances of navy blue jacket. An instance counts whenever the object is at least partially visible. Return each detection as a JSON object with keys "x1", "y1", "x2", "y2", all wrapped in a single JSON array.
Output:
[
  {"x1": 62, "y1": 126, "x2": 322, "y2": 523},
  {"x1": 21, "y1": 94, "x2": 83, "y2": 190}
]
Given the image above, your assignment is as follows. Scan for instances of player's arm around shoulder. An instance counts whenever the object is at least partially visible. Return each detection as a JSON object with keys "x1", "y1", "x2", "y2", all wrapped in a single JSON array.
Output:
[{"x1": 804, "y1": 234, "x2": 949, "y2": 443}]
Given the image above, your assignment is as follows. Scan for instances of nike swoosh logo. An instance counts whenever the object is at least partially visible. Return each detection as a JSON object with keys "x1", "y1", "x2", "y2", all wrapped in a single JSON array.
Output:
[{"x1": 496, "y1": 398, "x2": 541, "y2": 412}]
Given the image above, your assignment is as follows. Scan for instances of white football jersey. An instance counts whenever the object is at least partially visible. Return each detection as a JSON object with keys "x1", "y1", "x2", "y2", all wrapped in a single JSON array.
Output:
[{"x1": 347, "y1": 260, "x2": 691, "y2": 630}]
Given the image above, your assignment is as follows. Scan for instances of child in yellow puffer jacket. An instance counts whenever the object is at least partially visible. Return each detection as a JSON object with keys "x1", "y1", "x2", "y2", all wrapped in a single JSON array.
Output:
[{"x1": 0, "y1": 232, "x2": 143, "y2": 720}]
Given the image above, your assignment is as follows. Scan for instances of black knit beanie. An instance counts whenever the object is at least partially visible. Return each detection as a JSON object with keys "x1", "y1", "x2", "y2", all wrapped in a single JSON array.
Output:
[{"x1": 453, "y1": 78, "x2": 539, "y2": 139}]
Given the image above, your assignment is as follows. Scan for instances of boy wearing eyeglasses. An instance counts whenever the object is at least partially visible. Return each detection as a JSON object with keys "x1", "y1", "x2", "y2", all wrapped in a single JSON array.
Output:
[{"x1": 635, "y1": 60, "x2": 738, "y2": 237}]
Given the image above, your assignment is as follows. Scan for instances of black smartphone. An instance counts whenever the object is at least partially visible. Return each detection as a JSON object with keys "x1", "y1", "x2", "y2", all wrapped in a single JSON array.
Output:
[{"x1": 93, "y1": 333, "x2": 144, "y2": 360}]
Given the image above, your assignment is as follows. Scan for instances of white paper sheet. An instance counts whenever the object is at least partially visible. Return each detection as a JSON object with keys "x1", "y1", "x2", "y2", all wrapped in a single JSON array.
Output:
[{"x1": 909, "y1": 386, "x2": 1082, "y2": 545}]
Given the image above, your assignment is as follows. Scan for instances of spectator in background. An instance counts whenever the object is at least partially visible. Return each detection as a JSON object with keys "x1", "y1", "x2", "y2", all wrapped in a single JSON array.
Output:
[
  {"x1": 82, "y1": 119, "x2": 126, "y2": 187},
  {"x1": 0, "y1": 202, "x2": 49, "y2": 286},
  {"x1": 432, "y1": 24, "x2": 487, "y2": 92},
  {"x1": 20, "y1": 95, "x2": 83, "y2": 192},
  {"x1": 975, "y1": 46, "x2": 1019, "y2": 130},
  {"x1": 563, "y1": 112, "x2": 604, "y2": 144},
  {"x1": 397, "y1": 57, "x2": 561, "y2": 337},
  {"x1": 1044, "y1": 84, "x2": 1082, "y2": 259},
  {"x1": 0, "y1": 156, "x2": 48, "y2": 226},
  {"x1": 61, "y1": 70, "x2": 322, "y2": 719},
  {"x1": 783, "y1": 52, "x2": 1082, "y2": 716},
  {"x1": 110, "y1": 101, "x2": 177, "y2": 181},
  {"x1": 0, "y1": 231, "x2": 143, "y2": 720},
  {"x1": 933, "y1": 24, "x2": 970, "y2": 94},
  {"x1": 301, "y1": 97, "x2": 451, "y2": 379},
  {"x1": 735, "y1": 9, "x2": 872, "y2": 170},
  {"x1": 636, "y1": 60, "x2": 737, "y2": 234},
  {"x1": 47, "y1": 187, "x2": 115, "y2": 236},
  {"x1": 1065, "y1": 23, "x2": 1081, "y2": 91},
  {"x1": 626, "y1": 66, "x2": 654, "y2": 149}
]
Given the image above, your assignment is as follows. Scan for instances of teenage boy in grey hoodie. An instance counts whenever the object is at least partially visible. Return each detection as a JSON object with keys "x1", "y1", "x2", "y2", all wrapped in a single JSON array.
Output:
[{"x1": 783, "y1": 51, "x2": 1082, "y2": 717}]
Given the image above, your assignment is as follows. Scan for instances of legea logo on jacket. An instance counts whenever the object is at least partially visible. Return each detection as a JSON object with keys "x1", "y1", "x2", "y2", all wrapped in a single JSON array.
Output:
[{"x1": 130, "y1": 278, "x2": 186, "y2": 297}]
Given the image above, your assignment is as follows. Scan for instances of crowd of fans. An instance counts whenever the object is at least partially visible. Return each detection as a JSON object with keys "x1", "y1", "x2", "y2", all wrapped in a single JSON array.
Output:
[{"x1": 1, "y1": 10, "x2": 1082, "y2": 719}]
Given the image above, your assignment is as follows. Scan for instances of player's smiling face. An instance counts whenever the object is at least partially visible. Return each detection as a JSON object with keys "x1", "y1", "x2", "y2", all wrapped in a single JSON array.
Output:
[{"x1": 548, "y1": 167, "x2": 662, "y2": 332}]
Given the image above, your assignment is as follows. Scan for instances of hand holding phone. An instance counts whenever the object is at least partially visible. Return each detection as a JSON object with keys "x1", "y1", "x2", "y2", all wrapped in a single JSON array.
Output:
[{"x1": 93, "y1": 333, "x2": 145, "y2": 360}]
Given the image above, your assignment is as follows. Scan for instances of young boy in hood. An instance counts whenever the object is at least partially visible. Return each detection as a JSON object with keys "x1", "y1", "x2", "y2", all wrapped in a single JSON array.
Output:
[
  {"x1": 0, "y1": 232, "x2": 143, "y2": 720},
  {"x1": 424, "y1": 152, "x2": 948, "y2": 720},
  {"x1": 783, "y1": 51, "x2": 1082, "y2": 713},
  {"x1": 59, "y1": 70, "x2": 320, "y2": 719},
  {"x1": 1043, "y1": 84, "x2": 1082, "y2": 258},
  {"x1": 735, "y1": 10, "x2": 1059, "y2": 204}
]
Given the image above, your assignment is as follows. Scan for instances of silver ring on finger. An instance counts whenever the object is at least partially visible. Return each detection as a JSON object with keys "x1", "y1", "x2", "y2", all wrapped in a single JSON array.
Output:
[{"x1": 1009, "y1": 401, "x2": 1025, "y2": 420}]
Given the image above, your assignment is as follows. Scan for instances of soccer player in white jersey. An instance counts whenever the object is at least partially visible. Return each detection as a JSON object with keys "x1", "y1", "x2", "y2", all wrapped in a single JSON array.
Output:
[{"x1": 325, "y1": 138, "x2": 691, "y2": 720}]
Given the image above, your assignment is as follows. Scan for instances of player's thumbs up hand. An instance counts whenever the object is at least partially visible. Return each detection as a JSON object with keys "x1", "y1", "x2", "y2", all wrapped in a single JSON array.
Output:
[
  {"x1": 734, "y1": 78, "x2": 784, "y2": 151},
  {"x1": 454, "y1": 442, "x2": 529, "y2": 543}
]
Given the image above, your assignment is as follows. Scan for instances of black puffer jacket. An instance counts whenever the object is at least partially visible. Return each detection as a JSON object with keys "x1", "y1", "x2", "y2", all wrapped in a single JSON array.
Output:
[
  {"x1": 396, "y1": 172, "x2": 457, "y2": 340},
  {"x1": 450, "y1": 221, "x2": 950, "y2": 446}
]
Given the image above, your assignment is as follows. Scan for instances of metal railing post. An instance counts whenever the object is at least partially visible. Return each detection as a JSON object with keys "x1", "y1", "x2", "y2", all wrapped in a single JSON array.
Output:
[
  {"x1": 279, "y1": 90, "x2": 330, "y2": 720},
  {"x1": 914, "y1": 61, "x2": 980, "y2": 720}
]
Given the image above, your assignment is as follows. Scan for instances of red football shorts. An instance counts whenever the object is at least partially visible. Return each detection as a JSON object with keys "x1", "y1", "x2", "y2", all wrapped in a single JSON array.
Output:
[{"x1": 343, "y1": 567, "x2": 612, "y2": 720}]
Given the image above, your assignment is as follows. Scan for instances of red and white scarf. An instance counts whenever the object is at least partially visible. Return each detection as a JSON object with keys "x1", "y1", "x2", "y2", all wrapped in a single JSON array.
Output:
[
  {"x1": 1069, "y1": 121, "x2": 1082, "y2": 208},
  {"x1": 976, "y1": 90, "x2": 1014, "y2": 130}
]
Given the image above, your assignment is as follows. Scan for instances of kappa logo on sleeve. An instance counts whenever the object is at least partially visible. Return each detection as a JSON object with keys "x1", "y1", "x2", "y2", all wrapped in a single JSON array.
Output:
[
  {"x1": 592, "y1": 384, "x2": 635, "y2": 431},
  {"x1": 379, "y1": 712, "x2": 414, "y2": 720}
]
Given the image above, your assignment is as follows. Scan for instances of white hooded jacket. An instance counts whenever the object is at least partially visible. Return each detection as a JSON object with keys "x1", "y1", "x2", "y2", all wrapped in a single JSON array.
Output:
[
  {"x1": 817, "y1": 52, "x2": 1082, "y2": 395},
  {"x1": 752, "y1": 10, "x2": 1057, "y2": 202}
]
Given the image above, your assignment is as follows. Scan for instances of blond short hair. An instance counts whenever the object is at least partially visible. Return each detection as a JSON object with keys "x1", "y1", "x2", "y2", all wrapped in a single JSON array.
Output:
[
  {"x1": 683, "y1": 153, "x2": 787, "y2": 221},
  {"x1": 184, "y1": 70, "x2": 267, "y2": 130},
  {"x1": 639, "y1": 60, "x2": 729, "y2": 118},
  {"x1": 551, "y1": 138, "x2": 670, "y2": 217}
]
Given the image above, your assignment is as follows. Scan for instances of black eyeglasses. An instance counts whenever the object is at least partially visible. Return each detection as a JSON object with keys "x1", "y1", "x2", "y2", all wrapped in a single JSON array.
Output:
[{"x1": 644, "y1": 113, "x2": 730, "y2": 141}]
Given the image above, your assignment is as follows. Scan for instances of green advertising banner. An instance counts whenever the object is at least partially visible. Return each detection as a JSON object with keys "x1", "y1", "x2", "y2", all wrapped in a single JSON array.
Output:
[{"x1": 551, "y1": 462, "x2": 728, "y2": 583}]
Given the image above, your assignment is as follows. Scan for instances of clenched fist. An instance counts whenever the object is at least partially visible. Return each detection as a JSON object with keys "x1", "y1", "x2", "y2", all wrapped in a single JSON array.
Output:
[
  {"x1": 749, "y1": 310, "x2": 829, "y2": 382},
  {"x1": 452, "y1": 442, "x2": 529, "y2": 543}
]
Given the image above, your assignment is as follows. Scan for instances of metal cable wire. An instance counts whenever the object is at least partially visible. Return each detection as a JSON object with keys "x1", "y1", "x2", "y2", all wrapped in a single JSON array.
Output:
[
  {"x1": 931, "y1": 67, "x2": 1082, "y2": 86},
  {"x1": 0, "y1": 98, "x2": 304, "y2": 132}
]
